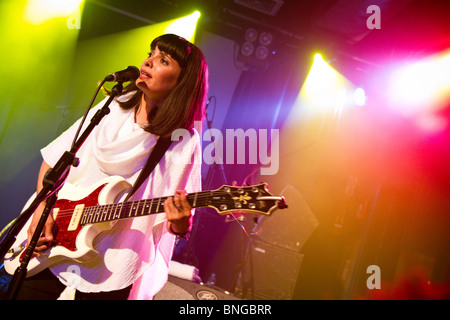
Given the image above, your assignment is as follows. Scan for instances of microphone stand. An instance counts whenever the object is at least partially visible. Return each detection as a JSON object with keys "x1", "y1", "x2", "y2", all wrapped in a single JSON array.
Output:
[{"x1": 1, "y1": 82, "x2": 124, "y2": 300}]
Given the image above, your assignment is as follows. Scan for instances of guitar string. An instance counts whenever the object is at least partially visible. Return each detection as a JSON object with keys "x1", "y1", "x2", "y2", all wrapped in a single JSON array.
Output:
[
  {"x1": 48, "y1": 196, "x2": 246, "y2": 218},
  {"x1": 42, "y1": 191, "x2": 262, "y2": 220}
]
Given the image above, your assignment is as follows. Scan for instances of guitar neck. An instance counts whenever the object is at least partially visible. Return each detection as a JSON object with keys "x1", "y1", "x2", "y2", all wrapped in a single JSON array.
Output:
[{"x1": 80, "y1": 192, "x2": 210, "y2": 225}]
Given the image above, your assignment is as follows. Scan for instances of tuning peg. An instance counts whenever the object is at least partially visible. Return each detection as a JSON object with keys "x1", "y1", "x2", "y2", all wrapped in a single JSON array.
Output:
[{"x1": 277, "y1": 196, "x2": 288, "y2": 209}]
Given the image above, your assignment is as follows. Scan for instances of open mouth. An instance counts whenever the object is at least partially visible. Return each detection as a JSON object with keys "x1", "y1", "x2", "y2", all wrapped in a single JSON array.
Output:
[{"x1": 140, "y1": 70, "x2": 151, "y2": 78}]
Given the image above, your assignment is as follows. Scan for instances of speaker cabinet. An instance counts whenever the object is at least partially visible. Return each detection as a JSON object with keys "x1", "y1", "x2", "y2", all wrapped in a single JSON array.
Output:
[
  {"x1": 257, "y1": 185, "x2": 318, "y2": 253},
  {"x1": 155, "y1": 275, "x2": 240, "y2": 300},
  {"x1": 235, "y1": 240, "x2": 304, "y2": 300}
]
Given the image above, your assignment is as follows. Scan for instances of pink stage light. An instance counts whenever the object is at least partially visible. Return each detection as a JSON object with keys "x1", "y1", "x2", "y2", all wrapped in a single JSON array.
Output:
[{"x1": 388, "y1": 50, "x2": 450, "y2": 115}]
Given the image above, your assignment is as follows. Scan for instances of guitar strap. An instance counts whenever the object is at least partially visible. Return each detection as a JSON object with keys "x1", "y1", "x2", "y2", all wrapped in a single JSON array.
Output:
[{"x1": 124, "y1": 136, "x2": 172, "y2": 202}]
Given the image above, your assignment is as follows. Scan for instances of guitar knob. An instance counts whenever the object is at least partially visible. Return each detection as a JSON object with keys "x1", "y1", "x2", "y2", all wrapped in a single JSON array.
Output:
[
  {"x1": 248, "y1": 203, "x2": 256, "y2": 209},
  {"x1": 220, "y1": 204, "x2": 228, "y2": 211}
]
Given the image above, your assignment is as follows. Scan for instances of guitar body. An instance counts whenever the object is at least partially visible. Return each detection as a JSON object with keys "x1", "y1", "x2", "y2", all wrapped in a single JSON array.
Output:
[{"x1": 4, "y1": 176, "x2": 132, "y2": 277}]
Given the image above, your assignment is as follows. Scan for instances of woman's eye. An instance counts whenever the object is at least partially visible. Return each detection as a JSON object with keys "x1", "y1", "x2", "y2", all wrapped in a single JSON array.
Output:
[{"x1": 161, "y1": 59, "x2": 168, "y2": 65}]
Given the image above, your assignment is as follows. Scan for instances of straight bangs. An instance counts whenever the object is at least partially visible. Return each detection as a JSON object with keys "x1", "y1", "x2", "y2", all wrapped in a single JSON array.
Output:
[{"x1": 151, "y1": 34, "x2": 191, "y2": 69}]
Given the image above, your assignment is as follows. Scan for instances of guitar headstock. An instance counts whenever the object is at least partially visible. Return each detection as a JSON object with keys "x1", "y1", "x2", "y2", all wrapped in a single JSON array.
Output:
[{"x1": 208, "y1": 183, "x2": 287, "y2": 216}]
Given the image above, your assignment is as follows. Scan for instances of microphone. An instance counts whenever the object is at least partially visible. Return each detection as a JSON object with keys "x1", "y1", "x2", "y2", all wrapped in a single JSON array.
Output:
[
  {"x1": 104, "y1": 66, "x2": 140, "y2": 82},
  {"x1": 205, "y1": 96, "x2": 213, "y2": 110}
]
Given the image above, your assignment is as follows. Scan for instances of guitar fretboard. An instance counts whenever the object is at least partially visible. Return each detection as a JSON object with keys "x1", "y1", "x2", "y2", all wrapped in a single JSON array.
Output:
[{"x1": 79, "y1": 192, "x2": 213, "y2": 225}]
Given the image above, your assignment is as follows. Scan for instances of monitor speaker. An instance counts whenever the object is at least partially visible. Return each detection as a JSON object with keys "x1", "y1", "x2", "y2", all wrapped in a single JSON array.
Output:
[
  {"x1": 257, "y1": 185, "x2": 318, "y2": 253},
  {"x1": 155, "y1": 275, "x2": 240, "y2": 300},
  {"x1": 235, "y1": 240, "x2": 304, "y2": 300}
]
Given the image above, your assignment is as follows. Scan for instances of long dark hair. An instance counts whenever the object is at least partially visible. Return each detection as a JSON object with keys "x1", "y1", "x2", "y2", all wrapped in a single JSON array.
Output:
[{"x1": 115, "y1": 34, "x2": 209, "y2": 138}]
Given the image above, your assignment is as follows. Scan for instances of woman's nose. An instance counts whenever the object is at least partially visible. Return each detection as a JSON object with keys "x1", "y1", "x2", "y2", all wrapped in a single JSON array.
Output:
[{"x1": 145, "y1": 57, "x2": 153, "y2": 67}]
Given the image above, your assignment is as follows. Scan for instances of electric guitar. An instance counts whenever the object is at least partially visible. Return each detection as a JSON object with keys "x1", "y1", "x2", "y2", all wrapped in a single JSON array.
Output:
[{"x1": 4, "y1": 176, "x2": 287, "y2": 277}]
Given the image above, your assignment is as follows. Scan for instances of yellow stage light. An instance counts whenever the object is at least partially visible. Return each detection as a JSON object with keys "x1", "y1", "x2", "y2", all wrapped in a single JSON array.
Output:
[
  {"x1": 164, "y1": 11, "x2": 201, "y2": 42},
  {"x1": 24, "y1": 0, "x2": 83, "y2": 25}
]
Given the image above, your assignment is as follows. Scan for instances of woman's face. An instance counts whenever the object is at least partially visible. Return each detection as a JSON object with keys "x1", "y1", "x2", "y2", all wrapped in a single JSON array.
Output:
[{"x1": 136, "y1": 46, "x2": 181, "y2": 101}]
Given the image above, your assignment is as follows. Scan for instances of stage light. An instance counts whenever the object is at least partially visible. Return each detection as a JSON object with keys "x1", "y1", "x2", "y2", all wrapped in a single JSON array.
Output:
[
  {"x1": 237, "y1": 27, "x2": 275, "y2": 69},
  {"x1": 296, "y1": 53, "x2": 354, "y2": 115},
  {"x1": 245, "y1": 28, "x2": 258, "y2": 42},
  {"x1": 303, "y1": 54, "x2": 345, "y2": 103},
  {"x1": 241, "y1": 42, "x2": 255, "y2": 57},
  {"x1": 353, "y1": 87, "x2": 366, "y2": 106},
  {"x1": 24, "y1": 0, "x2": 83, "y2": 25},
  {"x1": 259, "y1": 32, "x2": 273, "y2": 46},
  {"x1": 388, "y1": 50, "x2": 450, "y2": 115},
  {"x1": 164, "y1": 11, "x2": 201, "y2": 42},
  {"x1": 255, "y1": 45, "x2": 269, "y2": 60},
  {"x1": 390, "y1": 61, "x2": 435, "y2": 106}
]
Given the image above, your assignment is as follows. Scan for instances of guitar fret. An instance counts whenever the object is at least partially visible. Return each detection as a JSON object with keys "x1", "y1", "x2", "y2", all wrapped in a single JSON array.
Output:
[
  {"x1": 90, "y1": 207, "x2": 97, "y2": 223},
  {"x1": 81, "y1": 208, "x2": 87, "y2": 224},
  {"x1": 85, "y1": 207, "x2": 91, "y2": 223},
  {"x1": 116, "y1": 203, "x2": 123, "y2": 220},
  {"x1": 81, "y1": 209, "x2": 87, "y2": 225},
  {"x1": 140, "y1": 199, "x2": 147, "y2": 216},
  {"x1": 193, "y1": 192, "x2": 198, "y2": 208},
  {"x1": 89, "y1": 207, "x2": 95, "y2": 223},
  {"x1": 128, "y1": 202, "x2": 133, "y2": 217},
  {"x1": 111, "y1": 203, "x2": 118, "y2": 221},
  {"x1": 105, "y1": 204, "x2": 111, "y2": 221},
  {"x1": 96, "y1": 205, "x2": 102, "y2": 222},
  {"x1": 101, "y1": 204, "x2": 109, "y2": 222},
  {"x1": 92, "y1": 206, "x2": 98, "y2": 223},
  {"x1": 148, "y1": 198, "x2": 154, "y2": 215},
  {"x1": 130, "y1": 201, "x2": 138, "y2": 217},
  {"x1": 83, "y1": 207, "x2": 89, "y2": 223},
  {"x1": 101, "y1": 204, "x2": 110, "y2": 222},
  {"x1": 136, "y1": 200, "x2": 147, "y2": 216},
  {"x1": 135, "y1": 202, "x2": 140, "y2": 216},
  {"x1": 120, "y1": 203, "x2": 127, "y2": 219},
  {"x1": 87, "y1": 207, "x2": 93, "y2": 223}
]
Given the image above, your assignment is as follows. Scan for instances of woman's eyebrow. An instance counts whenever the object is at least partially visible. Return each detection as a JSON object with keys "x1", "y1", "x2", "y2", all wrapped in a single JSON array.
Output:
[{"x1": 160, "y1": 51, "x2": 175, "y2": 61}]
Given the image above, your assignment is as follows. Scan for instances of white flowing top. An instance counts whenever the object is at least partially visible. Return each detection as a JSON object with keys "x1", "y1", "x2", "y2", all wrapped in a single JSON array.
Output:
[{"x1": 40, "y1": 94, "x2": 202, "y2": 299}]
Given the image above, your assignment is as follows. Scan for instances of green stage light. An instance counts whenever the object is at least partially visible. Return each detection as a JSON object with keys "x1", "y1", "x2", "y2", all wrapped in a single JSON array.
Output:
[
  {"x1": 164, "y1": 11, "x2": 201, "y2": 42},
  {"x1": 24, "y1": 0, "x2": 83, "y2": 25}
]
